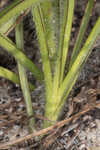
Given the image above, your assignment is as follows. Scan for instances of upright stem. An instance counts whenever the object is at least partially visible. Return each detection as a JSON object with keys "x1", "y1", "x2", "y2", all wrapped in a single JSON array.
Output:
[
  {"x1": 15, "y1": 21, "x2": 35, "y2": 133},
  {"x1": 32, "y1": 5, "x2": 53, "y2": 127}
]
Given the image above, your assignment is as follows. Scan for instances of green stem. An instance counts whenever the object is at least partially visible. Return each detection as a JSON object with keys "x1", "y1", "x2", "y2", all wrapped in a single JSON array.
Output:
[{"x1": 16, "y1": 21, "x2": 35, "y2": 133}]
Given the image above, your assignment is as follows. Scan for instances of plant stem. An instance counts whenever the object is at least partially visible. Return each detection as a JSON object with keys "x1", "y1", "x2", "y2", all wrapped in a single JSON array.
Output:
[{"x1": 15, "y1": 21, "x2": 35, "y2": 133}]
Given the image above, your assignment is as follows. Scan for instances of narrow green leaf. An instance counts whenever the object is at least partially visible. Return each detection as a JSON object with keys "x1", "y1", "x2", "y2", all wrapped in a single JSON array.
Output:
[
  {"x1": 55, "y1": 0, "x2": 68, "y2": 84},
  {"x1": 32, "y1": 5, "x2": 52, "y2": 98},
  {"x1": 60, "y1": 17, "x2": 100, "y2": 101},
  {"x1": 55, "y1": 17, "x2": 100, "y2": 116},
  {"x1": 0, "y1": 0, "x2": 47, "y2": 28},
  {"x1": 0, "y1": 66, "x2": 19, "y2": 84},
  {"x1": 0, "y1": 33, "x2": 43, "y2": 81},
  {"x1": 32, "y1": 5, "x2": 53, "y2": 127},
  {"x1": 0, "y1": 67, "x2": 35, "y2": 90},
  {"x1": 52, "y1": 0, "x2": 60, "y2": 50},
  {"x1": 69, "y1": 0, "x2": 94, "y2": 68},
  {"x1": 0, "y1": 16, "x2": 18, "y2": 34},
  {"x1": 40, "y1": 2, "x2": 56, "y2": 59},
  {"x1": 0, "y1": 0, "x2": 26, "y2": 34},
  {"x1": 0, "y1": 0, "x2": 22, "y2": 17},
  {"x1": 54, "y1": 0, "x2": 68, "y2": 86},
  {"x1": 60, "y1": 0, "x2": 74, "y2": 82},
  {"x1": 49, "y1": 0, "x2": 74, "y2": 122},
  {"x1": 16, "y1": 21, "x2": 35, "y2": 132},
  {"x1": 56, "y1": 73, "x2": 78, "y2": 116}
]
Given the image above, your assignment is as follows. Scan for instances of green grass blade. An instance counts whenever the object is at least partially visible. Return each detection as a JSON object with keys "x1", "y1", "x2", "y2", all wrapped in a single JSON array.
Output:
[
  {"x1": 32, "y1": 5, "x2": 53, "y2": 127},
  {"x1": 0, "y1": 33, "x2": 43, "y2": 81},
  {"x1": 16, "y1": 21, "x2": 35, "y2": 132},
  {"x1": 0, "y1": 67, "x2": 35, "y2": 90},
  {"x1": 40, "y1": 2, "x2": 56, "y2": 59},
  {"x1": 53, "y1": 73, "x2": 78, "y2": 119},
  {"x1": 59, "y1": 17, "x2": 100, "y2": 101},
  {"x1": 69, "y1": 0, "x2": 94, "y2": 68},
  {"x1": 60, "y1": 0, "x2": 74, "y2": 82},
  {"x1": 0, "y1": 15, "x2": 18, "y2": 34},
  {"x1": 59, "y1": 0, "x2": 68, "y2": 50},
  {"x1": 43, "y1": 0, "x2": 68, "y2": 125},
  {"x1": 52, "y1": 0, "x2": 60, "y2": 50},
  {"x1": 55, "y1": 0, "x2": 68, "y2": 85},
  {"x1": 49, "y1": 0, "x2": 74, "y2": 122},
  {"x1": 0, "y1": 9, "x2": 29, "y2": 35},
  {"x1": 0, "y1": 0, "x2": 46, "y2": 28},
  {"x1": 57, "y1": 58, "x2": 89, "y2": 115},
  {"x1": 0, "y1": 0, "x2": 28, "y2": 34},
  {"x1": 52, "y1": 0, "x2": 74, "y2": 93},
  {"x1": 0, "y1": 0, "x2": 22, "y2": 17},
  {"x1": 0, "y1": 66, "x2": 19, "y2": 84},
  {"x1": 55, "y1": 17, "x2": 100, "y2": 116},
  {"x1": 56, "y1": 73, "x2": 78, "y2": 116},
  {"x1": 32, "y1": 5, "x2": 52, "y2": 101}
]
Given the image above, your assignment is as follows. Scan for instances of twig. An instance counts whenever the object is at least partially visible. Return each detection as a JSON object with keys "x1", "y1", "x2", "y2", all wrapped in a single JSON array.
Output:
[{"x1": 0, "y1": 102, "x2": 100, "y2": 149}]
